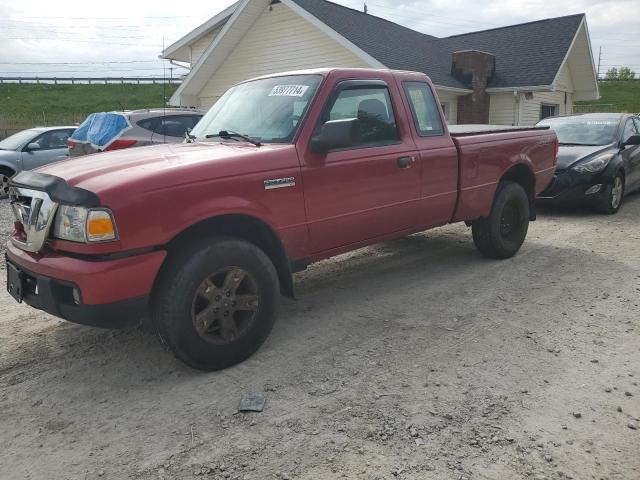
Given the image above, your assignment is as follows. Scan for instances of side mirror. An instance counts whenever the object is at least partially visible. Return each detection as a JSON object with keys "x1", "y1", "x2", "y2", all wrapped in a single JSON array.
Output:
[
  {"x1": 623, "y1": 134, "x2": 640, "y2": 147},
  {"x1": 310, "y1": 118, "x2": 361, "y2": 154},
  {"x1": 26, "y1": 142, "x2": 41, "y2": 151}
]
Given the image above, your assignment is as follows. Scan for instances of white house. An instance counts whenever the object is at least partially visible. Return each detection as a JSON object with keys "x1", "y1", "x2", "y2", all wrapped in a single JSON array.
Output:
[{"x1": 162, "y1": 0, "x2": 599, "y2": 125}]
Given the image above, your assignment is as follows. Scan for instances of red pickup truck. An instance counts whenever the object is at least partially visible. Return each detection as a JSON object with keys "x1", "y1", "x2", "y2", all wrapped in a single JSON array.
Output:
[{"x1": 5, "y1": 68, "x2": 557, "y2": 370}]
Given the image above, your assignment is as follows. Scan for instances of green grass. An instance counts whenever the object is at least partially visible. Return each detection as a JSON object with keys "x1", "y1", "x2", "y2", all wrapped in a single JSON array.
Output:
[
  {"x1": 575, "y1": 80, "x2": 640, "y2": 114},
  {"x1": 0, "y1": 83, "x2": 179, "y2": 138}
]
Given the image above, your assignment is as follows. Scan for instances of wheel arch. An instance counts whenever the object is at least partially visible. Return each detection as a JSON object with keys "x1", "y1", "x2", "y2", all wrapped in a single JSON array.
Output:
[
  {"x1": 165, "y1": 214, "x2": 295, "y2": 298},
  {"x1": 499, "y1": 163, "x2": 536, "y2": 220},
  {"x1": 0, "y1": 162, "x2": 16, "y2": 174}
]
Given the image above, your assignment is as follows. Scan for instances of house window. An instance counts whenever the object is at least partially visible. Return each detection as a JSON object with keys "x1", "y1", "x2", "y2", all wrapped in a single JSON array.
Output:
[{"x1": 540, "y1": 104, "x2": 559, "y2": 120}]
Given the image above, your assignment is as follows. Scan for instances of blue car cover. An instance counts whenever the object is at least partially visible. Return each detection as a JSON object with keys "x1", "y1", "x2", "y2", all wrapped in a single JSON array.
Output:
[{"x1": 70, "y1": 112, "x2": 132, "y2": 150}]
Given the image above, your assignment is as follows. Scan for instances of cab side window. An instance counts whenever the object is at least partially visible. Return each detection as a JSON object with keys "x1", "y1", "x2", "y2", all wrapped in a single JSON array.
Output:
[
  {"x1": 324, "y1": 85, "x2": 400, "y2": 147},
  {"x1": 403, "y1": 82, "x2": 444, "y2": 136}
]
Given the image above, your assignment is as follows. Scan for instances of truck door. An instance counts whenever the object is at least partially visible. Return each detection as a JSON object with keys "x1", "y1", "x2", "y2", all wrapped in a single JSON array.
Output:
[
  {"x1": 300, "y1": 79, "x2": 421, "y2": 254},
  {"x1": 399, "y1": 80, "x2": 459, "y2": 227}
]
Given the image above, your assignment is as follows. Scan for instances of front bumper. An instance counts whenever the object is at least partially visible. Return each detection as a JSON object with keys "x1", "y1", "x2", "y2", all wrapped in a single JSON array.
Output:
[
  {"x1": 5, "y1": 243, "x2": 166, "y2": 328},
  {"x1": 537, "y1": 168, "x2": 609, "y2": 206}
]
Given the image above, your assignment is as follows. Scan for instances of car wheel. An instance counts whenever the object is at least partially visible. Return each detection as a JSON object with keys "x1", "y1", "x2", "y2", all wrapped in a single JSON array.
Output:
[
  {"x1": 595, "y1": 172, "x2": 624, "y2": 215},
  {"x1": 0, "y1": 167, "x2": 14, "y2": 199},
  {"x1": 472, "y1": 181, "x2": 530, "y2": 259},
  {"x1": 152, "y1": 236, "x2": 279, "y2": 371}
]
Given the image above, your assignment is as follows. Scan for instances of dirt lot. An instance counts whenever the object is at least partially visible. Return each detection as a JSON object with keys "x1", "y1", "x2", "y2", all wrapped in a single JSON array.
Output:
[{"x1": 0, "y1": 196, "x2": 638, "y2": 480}]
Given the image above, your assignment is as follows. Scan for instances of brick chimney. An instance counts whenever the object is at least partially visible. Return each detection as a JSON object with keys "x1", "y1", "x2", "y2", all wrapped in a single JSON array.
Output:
[{"x1": 451, "y1": 50, "x2": 495, "y2": 124}]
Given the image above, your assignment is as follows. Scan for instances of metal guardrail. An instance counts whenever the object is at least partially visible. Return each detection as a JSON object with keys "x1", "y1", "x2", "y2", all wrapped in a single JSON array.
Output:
[{"x1": 0, "y1": 77, "x2": 182, "y2": 85}]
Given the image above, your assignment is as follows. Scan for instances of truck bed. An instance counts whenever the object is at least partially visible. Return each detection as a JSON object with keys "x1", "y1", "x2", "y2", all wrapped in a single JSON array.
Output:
[{"x1": 450, "y1": 127, "x2": 557, "y2": 222}]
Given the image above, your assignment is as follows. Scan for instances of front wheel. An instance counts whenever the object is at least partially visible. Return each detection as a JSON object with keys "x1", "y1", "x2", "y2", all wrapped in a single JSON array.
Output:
[
  {"x1": 594, "y1": 173, "x2": 624, "y2": 215},
  {"x1": 472, "y1": 181, "x2": 530, "y2": 259},
  {"x1": 152, "y1": 237, "x2": 279, "y2": 371}
]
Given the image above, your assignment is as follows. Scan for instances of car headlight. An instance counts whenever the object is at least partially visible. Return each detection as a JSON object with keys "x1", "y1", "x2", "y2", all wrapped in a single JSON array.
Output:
[
  {"x1": 572, "y1": 153, "x2": 614, "y2": 174},
  {"x1": 53, "y1": 206, "x2": 117, "y2": 243}
]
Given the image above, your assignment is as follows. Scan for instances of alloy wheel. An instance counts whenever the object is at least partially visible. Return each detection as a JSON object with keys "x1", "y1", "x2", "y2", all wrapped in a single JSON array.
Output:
[
  {"x1": 611, "y1": 176, "x2": 623, "y2": 209},
  {"x1": 0, "y1": 173, "x2": 10, "y2": 198},
  {"x1": 191, "y1": 267, "x2": 260, "y2": 345}
]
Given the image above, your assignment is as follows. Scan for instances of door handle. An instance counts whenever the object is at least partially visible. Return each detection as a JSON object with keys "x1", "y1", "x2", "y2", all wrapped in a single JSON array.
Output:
[{"x1": 397, "y1": 156, "x2": 415, "y2": 168}]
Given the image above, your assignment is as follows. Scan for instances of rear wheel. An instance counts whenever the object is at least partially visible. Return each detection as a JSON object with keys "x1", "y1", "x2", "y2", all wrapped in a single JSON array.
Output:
[
  {"x1": 472, "y1": 181, "x2": 530, "y2": 259},
  {"x1": 595, "y1": 172, "x2": 624, "y2": 215},
  {"x1": 0, "y1": 167, "x2": 14, "y2": 199},
  {"x1": 152, "y1": 236, "x2": 279, "y2": 371}
]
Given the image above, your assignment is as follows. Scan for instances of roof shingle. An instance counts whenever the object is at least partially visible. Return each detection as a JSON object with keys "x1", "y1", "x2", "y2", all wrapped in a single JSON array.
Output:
[{"x1": 290, "y1": 0, "x2": 585, "y2": 89}]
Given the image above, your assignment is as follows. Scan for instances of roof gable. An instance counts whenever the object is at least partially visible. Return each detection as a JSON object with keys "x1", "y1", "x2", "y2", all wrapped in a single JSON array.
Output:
[
  {"x1": 438, "y1": 14, "x2": 586, "y2": 88},
  {"x1": 289, "y1": 1, "x2": 588, "y2": 90},
  {"x1": 169, "y1": 0, "x2": 595, "y2": 96}
]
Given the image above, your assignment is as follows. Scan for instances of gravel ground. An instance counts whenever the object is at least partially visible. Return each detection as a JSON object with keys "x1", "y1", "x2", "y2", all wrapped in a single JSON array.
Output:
[{"x1": 0, "y1": 196, "x2": 638, "y2": 480}]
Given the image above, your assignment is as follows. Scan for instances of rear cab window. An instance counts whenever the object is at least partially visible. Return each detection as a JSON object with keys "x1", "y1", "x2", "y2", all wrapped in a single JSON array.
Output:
[{"x1": 402, "y1": 81, "x2": 444, "y2": 136}]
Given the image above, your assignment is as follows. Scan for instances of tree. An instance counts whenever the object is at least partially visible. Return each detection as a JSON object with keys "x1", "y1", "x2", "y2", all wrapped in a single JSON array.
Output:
[
  {"x1": 605, "y1": 67, "x2": 619, "y2": 80},
  {"x1": 618, "y1": 67, "x2": 636, "y2": 80},
  {"x1": 605, "y1": 66, "x2": 636, "y2": 80}
]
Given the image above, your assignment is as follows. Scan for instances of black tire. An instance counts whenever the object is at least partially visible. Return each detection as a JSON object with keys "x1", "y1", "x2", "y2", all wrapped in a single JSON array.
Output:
[
  {"x1": 0, "y1": 167, "x2": 14, "y2": 199},
  {"x1": 152, "y1": 236, "x2": 279, "y2": 371},
  {"x1": 594, "y1": 172, "x2": 624, "y2": 215},
  {"x1": 472, "y1": 181, "x2": 530, "y2": 259}
]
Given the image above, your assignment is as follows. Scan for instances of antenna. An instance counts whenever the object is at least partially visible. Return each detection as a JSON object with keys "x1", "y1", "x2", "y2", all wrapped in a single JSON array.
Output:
[{"x1": 162, "y1": 37, "x2": 167, "y2": 145}]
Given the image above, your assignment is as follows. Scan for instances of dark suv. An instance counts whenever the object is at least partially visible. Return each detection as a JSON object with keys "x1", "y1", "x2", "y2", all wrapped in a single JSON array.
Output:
[{"x1": 68, "y1": 108, "x2": 204, "y2": 156}]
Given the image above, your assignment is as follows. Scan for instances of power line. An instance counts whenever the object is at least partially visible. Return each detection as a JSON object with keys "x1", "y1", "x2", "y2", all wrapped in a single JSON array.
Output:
[{"x1": 0, "y1": 61, "x2": 163, "y2": 65}]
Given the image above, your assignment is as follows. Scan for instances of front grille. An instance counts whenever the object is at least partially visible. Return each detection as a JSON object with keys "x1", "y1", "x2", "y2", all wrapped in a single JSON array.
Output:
[{"x1": 9, "y1": 187, "x2": 58, "y2": 253}]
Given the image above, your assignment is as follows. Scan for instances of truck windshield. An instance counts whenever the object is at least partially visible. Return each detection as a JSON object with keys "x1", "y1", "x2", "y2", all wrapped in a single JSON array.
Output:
[
  {"x1": 191, "y1": 75, "x2": 322, "y2": 144},
  {"x1": 537, "y1": 117, "x2": 619, "y2": 146}
]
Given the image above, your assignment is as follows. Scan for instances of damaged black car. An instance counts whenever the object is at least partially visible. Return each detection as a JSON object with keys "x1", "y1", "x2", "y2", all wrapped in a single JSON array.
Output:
[{"x1": 537, "y1": 113, "x2": 640, "y2": 214}]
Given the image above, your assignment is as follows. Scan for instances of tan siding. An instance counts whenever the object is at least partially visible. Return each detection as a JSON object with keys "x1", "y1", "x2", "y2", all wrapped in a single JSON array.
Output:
[
  {"x1": 198, "y1": 2, "x2": 370, "y2": 107},
  {"x1": 519, "y1": 91, "x2": 570, "y2": 125},
  {"x1": 489, "y1": 93, "x2": 517, "y2": 125},
  {"x1": 566, "y1": 24, "x2": 597, "y2": 99},
  {"x1": 435, "y1": 90, "x2": 459, "y2": 125},
  {"x1": 190, "y1": 24, "x2": 225, "y2": 66},
  {"x1": 555, "y1": 63, "x2": 574, "y2": 93}
]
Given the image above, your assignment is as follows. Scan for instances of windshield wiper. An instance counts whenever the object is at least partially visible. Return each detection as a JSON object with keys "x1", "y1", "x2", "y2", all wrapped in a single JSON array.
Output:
[
  {"x1": 558, "y1": 142, "x2": 601, "y2": 146},
  {"x1": 205, "y1": 130, "x2": 262, "y2": 147}
]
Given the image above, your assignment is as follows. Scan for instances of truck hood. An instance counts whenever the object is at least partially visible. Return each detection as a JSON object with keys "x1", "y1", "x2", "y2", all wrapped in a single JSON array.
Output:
[
  {"x1": 556, "y1": 144, "x2": 614, "y2": 170},
  {"x1": 38, "y1": 141, "x2": 293, "y2": 200}
]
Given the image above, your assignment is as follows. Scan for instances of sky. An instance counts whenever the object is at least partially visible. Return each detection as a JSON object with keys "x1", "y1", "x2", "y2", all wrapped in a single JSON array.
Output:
[{"x1": 0, "y1": 0, "x2": 638, "y2": 79}]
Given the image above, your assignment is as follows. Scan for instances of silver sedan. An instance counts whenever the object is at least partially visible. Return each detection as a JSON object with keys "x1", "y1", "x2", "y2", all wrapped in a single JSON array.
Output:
[{"x1": 0, "y1": 126, "x2": 76, "y2": 198}]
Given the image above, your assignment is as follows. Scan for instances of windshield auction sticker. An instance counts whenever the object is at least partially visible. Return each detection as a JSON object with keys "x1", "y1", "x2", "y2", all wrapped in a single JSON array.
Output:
[{"x1": 269, "y1": 85, "x2": 310, "y2": 97}]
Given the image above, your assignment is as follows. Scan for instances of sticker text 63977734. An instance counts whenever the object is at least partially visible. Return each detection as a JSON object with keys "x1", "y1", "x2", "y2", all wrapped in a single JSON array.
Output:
[{"x1": 269, "y1": 85, "x2": 310, "y2": 97}]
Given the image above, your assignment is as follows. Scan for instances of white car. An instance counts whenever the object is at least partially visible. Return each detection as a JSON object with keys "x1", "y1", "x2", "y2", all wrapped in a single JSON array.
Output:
[{"x1": 0, "y1": 126, "x2": 76, "y2": 198}]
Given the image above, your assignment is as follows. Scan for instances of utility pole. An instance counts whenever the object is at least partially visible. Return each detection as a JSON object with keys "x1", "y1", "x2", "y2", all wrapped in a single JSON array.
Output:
[{"x1": 597, "y1": 46, "x2": 602, "y2": 80}]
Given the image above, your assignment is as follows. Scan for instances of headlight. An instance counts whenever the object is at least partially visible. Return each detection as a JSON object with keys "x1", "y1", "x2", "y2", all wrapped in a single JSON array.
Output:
[
  {"x1": 572, "y1": 153, "x2": 614, "y2": 174},
  {"x1": 53, "y1": 206, "x2": 117, "y2": 243}
]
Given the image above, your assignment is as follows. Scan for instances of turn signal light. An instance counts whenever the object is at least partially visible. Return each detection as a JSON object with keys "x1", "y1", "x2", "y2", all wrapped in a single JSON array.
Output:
[{"x1": 86, "y1": 211, "x2": 116, "y2": 242}]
